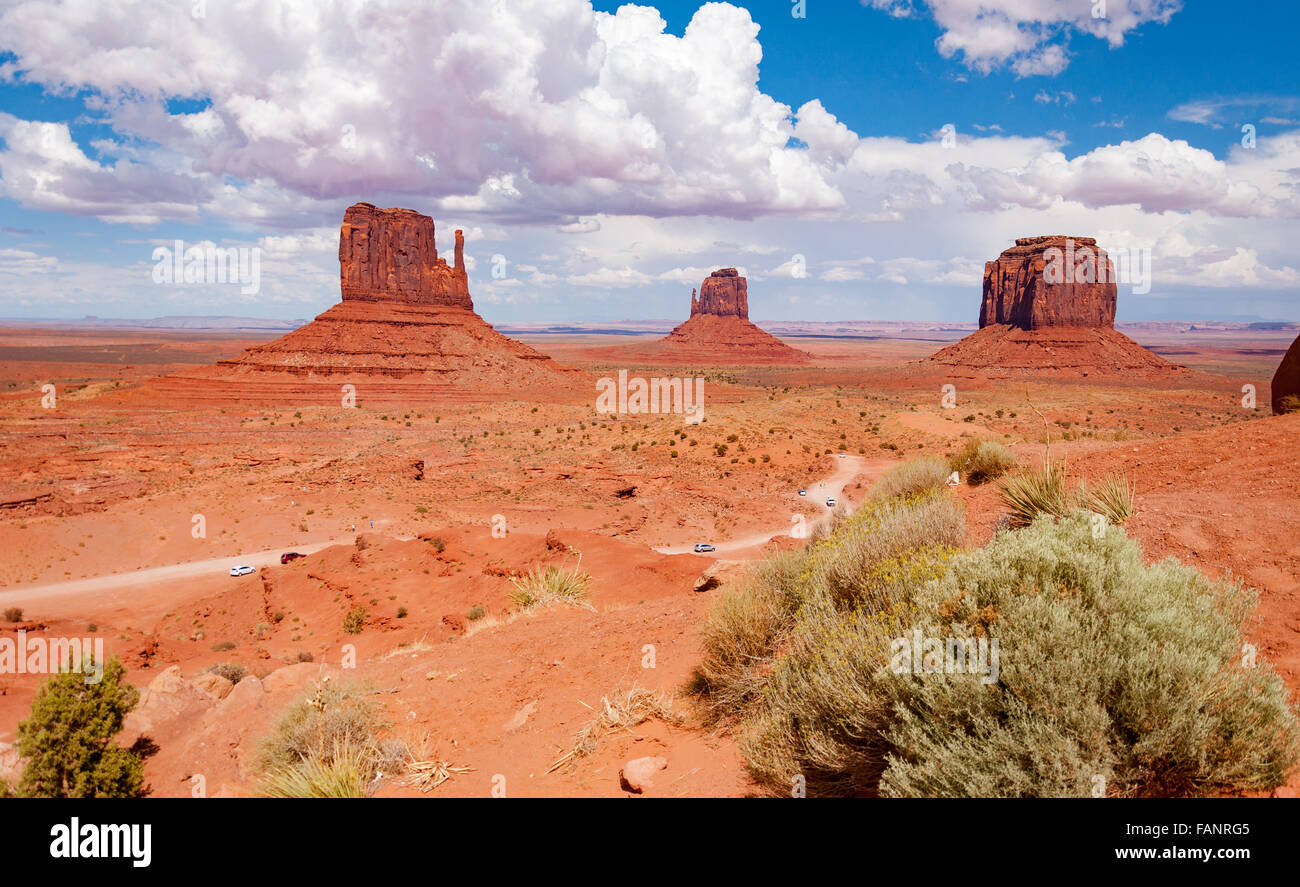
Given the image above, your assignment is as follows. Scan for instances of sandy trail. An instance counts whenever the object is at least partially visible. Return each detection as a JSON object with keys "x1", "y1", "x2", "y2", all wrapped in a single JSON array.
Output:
[
  {"x1": 0, "y1": 537, "x2": 353, "y2": 607},
  {"x1": 655, "y1": 454, "x2": 893, "y2": 555}
]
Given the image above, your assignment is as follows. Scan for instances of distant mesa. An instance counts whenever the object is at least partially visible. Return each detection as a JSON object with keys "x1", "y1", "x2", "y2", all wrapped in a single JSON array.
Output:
[
  {"x1": 654, "y1": 268, "x2": 811, "y2": 364},
  {"x1": 1271, "y1": 333, "x2": 1300, "y2": 414},
  {"x1": 927, "y1": 236, "x2": 1184, "y2": 379},
  {"x1": 142, "y1": 202, "x2": 577, "y2": 405}
]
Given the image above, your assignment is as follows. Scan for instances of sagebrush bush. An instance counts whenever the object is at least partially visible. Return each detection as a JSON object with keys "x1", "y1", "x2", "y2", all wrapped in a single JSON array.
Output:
[
  {"x1": 880, "y1": 512, "x2": 1300, "y2": 797},
  {"x1": 691, "y1": 491, "x2": 963, "y2": 794},
  {"x1": 950, "y1": 439, "x2": 1016, "y2": 485},
  {"x1": 869, "y1": 456, "x2": 951, "y2": 500},
  {"x1": 1279, "y1": 394, "x2": 1300, "y2": 415},
  {"x1": 205, "y1": 662, "x2": 247, "y2": 684}
]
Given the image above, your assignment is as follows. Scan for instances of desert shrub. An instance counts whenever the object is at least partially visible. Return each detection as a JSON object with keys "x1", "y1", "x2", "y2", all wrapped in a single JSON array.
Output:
[
  {"x1": 691, "y1": 491, "x2": 963, "y2": 794},
  {"x1": 16, "y1": 656, "x2": 142, "y2": 798},
  {"x1": 257, "y1": 679, "x2": 405, "y2": 798},
  {"x1": 999, "y1": 459, "x2": 1070, "y2": 525},
  {"x1": 1278, "y1": 394, "x2": 1300, "y2": 414},
  {"x1": 211, "y1": 640, "x2": 237, "y2": 652},
  {"x1": 343, "y1": 605, "x2": 367, "y2": 634},
  {"x1": 467, "y1": 605, "x2": 486, "y2": 621},
  {"x1": 870, "y1": 456, "x2": 951, "y2": 500},
  {"x1": 880, "y1": 513, "x2": 1300, "y2": 797},
  {"x1": 428, "y1": 536, "x2": 446, "y2": 553},
  {"x1": 206, "y1": 662, "x2": 248, "y2": 684},
  {"x1": 949, "y1": 439, "x2": 1016, "y2": 485},
  {"x1": 509, "y1": 560, "x2": 591, "y2": 610},
  {"x1": 1077, "y1": 472, "x2": 1135, "y2": 524},
  {"x1": 4, "y1": 607, "x2": 23, "y2": 623}
]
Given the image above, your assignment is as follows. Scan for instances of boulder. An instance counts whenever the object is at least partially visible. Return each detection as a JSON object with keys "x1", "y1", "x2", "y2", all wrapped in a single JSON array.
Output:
[{"x1": 620, "y1": 756, "x2": 668, "y2": 793}]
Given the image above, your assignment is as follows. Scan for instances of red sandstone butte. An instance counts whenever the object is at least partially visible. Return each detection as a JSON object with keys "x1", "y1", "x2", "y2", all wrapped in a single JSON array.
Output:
[
  {"x1": 648, "y1": 268, "x2": 809, "y2": 364},
  {"x1": 980, "y1": 236, "x2": 1116, "y2": 330},
  {"x1": 691, "y1": 268, "x2": 749, "y2": 319},
  {"x1": 929, "y1": 236, "x2": 1182, "y2": 379},
  {"x1": 1272, "y1": 333, "x2": 1300, "y2": 414},
  {"x1": 134, "y1": 202, "x2": 579, "y2": 406},
  {"x1": 339, "y1": 202, "x2": 471, "y2": 308}
]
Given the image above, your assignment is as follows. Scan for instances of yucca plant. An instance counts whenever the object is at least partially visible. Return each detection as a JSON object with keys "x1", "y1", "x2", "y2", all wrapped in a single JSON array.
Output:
[
  {"x1": 999, "y1": 459, "x2": 1070, "y2": 526},
  {"x1": 1078, "y1": 472, "x2": 1135, "y2": 525},
  {"x1": 509, "y1": 557, "x2": 592, "y2": 610}
]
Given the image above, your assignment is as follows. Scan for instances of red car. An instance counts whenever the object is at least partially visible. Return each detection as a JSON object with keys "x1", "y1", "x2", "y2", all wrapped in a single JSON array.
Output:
[{"x1": 280, "y1": 552, "x2": 305, "y2": 565}]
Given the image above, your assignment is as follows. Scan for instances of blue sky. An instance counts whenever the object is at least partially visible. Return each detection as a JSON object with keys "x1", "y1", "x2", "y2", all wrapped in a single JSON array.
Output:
[{"x1": 0, "y1": 0, "x2": 1297, "y2": 323}]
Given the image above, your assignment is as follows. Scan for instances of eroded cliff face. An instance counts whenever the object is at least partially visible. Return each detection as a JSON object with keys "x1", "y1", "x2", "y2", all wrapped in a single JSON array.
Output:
[
  {"x1": 690, "y1": 268, "x2": 749, "y2": 319},
  {"x1": 980, "y1": 236, "x2": 1116, "y2": 330},
  {"x1": 339, "y1": 202, "x2": 471, "y2": 309}
]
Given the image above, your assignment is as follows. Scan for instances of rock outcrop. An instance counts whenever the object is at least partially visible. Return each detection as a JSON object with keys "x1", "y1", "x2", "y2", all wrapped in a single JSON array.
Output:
[
  {"x1": 141, "y1": 203, "x2": 580, "y2": 405},
  {"x1": 928, "y1": 236, "x2": 1183, "y2": 379},
  {"x1": 1272, "y1": 334, "x2": 1300, "y2": 414},
  {"x1": 339, "y1": 202, "x2": 471, "y2": 308},
  {"x1": 980, "y1": 236, "x2": 1116, "y2": 330}
]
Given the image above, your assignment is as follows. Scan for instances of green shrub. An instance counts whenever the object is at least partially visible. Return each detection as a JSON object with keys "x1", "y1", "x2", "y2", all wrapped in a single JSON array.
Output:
[
  {"x1": 4, "y1": 607, "x2": 22, "y2": 623},
  {"x1": 1077, "y1": 472, "x2": 1135, "y2": 524},
  {"x1": 881, "y1": 513, "x2": 1300, "y2": 797},
  {"x1": 343, "y1": 606, "x2": 367, "y2": 634},
  {"x1": 870, "y1": 456, "x2": 951, "y2": 500},
  {"x1": 509, "y1": 560, "x2": 591, "y2": 610},
  {"x1": 16, "y1": 656, "x2": 142, "y2": 798},
  {"x1": 467, "y1": 605, "x2": 486, "y2": 621},
  {"x1": 999, "y1": 459, "x2": 1070, "y2": 525},
  {"x1": 949, "y1": 439, "x2": 1016, "y2": 485}
]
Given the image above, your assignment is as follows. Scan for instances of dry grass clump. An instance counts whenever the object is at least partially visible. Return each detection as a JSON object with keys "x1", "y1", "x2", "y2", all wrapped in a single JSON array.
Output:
[
  {"x1": 949, "y1": 439, "x2": 1016, "y2": 485},
  {"x1": 257, "y1": 678, "x2": 406, "y2": 798},
  {"x1": 869, "y1": 456, "x2": 951, "y2": 500},
  {"x1": 509, "y1": 557, "x2": 592, "y2": 610},
  {"x1": 1278, "y1": 394, "x2": 1300, "y2": 415},
  {"x1": 548, "y1": 687, "x2": 683, "y2": 773}
]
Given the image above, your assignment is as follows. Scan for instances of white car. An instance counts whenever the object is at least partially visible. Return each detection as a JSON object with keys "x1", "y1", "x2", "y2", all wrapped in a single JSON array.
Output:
[
  {"x1": 798, "y1": 489, "x2": 807, "y2": 496},
  {"x1": 229, "y1": 565, "x2": 255, "y2": 577},
  {"x1": 693, "y1": 543, "x2": 716, "y2": 553},
  {"x1": 838, "y1": 452, "x2": 847, "y2": 458},
  {"x1": 825, "y1": 497, "x2": 837, "y2": 508}
]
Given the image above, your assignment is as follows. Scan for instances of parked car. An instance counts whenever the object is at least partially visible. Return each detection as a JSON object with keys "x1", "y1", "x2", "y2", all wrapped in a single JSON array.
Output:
[
  {"x1": 693, "y1": 543, "x2": 716, "y2": 553},
  {"x1": 838, "y1": 452, "x2": 847, "y2": 458},
  {"x1": 280, "y1": 552, "x2": 304, "y2": 565},
  {"x1": 825, "y1": 497, "x2": 837, "y2": 508},
  {"x1": 229, "y1": 565, "x2": 255, "y2": 577},
  {"x1": 798, "y1": 488, "x2": 807, "y2": 496}
]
